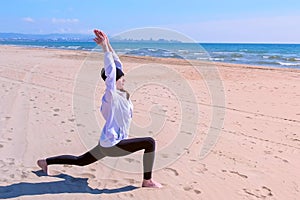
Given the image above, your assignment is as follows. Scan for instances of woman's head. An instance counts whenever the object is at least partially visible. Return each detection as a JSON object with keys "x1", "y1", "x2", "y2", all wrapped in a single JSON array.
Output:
[{"x1": 101, "y1": 68, "x2": 125, "y2": 90}]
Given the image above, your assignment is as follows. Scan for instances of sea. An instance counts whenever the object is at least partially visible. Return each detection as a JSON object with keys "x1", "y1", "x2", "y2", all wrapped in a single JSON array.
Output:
[{"x1": 1, "y1": 40, "x2": 300, "y2": 69}]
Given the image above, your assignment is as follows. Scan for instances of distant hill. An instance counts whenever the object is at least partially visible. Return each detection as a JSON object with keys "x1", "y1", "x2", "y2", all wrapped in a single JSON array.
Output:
[
  {"x1": 109, "y1": 37, "x2": 182, "y2": 43},
  {"x1": 0, "y1": 33, "x2": 93, "y2": 42}
]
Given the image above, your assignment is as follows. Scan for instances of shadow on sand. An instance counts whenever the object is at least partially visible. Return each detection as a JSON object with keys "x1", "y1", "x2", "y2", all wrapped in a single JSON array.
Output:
[{"x1": 0, "y1": 170, "x2": 138, "y2": 199}]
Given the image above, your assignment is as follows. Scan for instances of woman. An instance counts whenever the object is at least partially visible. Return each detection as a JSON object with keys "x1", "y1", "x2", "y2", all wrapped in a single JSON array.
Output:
[{"x1": 37, "y1": 29, "x2": 162, "y2": 188}]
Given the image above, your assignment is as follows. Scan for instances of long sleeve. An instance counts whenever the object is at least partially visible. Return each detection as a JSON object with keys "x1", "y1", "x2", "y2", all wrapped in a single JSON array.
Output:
[
  {"x1": 100, "y1": 51, "x2": 132, "y2": 147},
  {"x1": 103, "y1": 52, "x2": 116, "y2": 102},
  {"x1": 112, "y1": 51, "x2": 123, "y2": 71},
  {"x1": 100, "y1": 52, "x2": 118, "y2": 146}
]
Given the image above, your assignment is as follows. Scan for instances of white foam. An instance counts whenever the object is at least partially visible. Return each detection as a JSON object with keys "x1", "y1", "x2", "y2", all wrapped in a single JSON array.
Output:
[{"x1": 278, "y1": 62, "x2": 300, "y2": 66}]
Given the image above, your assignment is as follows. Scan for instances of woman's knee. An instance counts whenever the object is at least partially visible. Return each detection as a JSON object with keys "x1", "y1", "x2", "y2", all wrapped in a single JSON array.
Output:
[{"x1": 145, "y1": 137, "x2": 155, "y2": 152}]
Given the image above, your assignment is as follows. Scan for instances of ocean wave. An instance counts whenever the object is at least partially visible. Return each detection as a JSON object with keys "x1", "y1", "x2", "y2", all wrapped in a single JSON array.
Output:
[
  {"x1": 256, "y1": 61, "x2": 281, "y2": 66},
  {"x1": 263, "y1": 55, "x2": 281, "y2": 59},
  {"x1": 231, "y1": 53, "x2": 243, "y2": 58},
  {"x1": 125, "y1": 48, "x2": 182, "y2": 59},
  {"x1": 257, "y1": 60, "x2": 300, "y2": 67},
  {"x1": 278, "y1": 62, "x2": 300, "y2": 66},
  {"x1": 210, "y1": 52, "x2": 244, "y2": 58},
  {"x1": 193, "y1": 52, "x2": 206, "y2": 55},
  {"x1": 124, "y1": 48, "x2": 133, "y2": 51},
  {"x1": 210, "y1": 58, "x2": 224, "y2": 61},
  {"x1": 197, "y1": 57, "x2": 209, "y2": 60},
  {"x1": 148, "y1": 48, "x2": 157, "y2": 52},
  {"x1": 211, "y1": 54, "x2": 227, "y2": 58},
  {"x1": 178, "y1": 49, "x2": 189, "y2": 54},
  {"x1": 286, "y1": 57, "x2": 300, "y2": 62},
  {"x1": 66, "y1": 46, "x2": 82, "y2": 50},
  {"x1": 212, "y1": 51, "x2": 229, "y2": 54}
]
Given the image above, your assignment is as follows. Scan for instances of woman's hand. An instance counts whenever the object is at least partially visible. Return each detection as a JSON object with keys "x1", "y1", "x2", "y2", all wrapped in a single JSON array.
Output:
[
  {"x1": 94, "y1": 29, "x2": 115, "y2": 52},
  {"x1": 93, "y1": 29, "x2": 109, "y2": 52}
]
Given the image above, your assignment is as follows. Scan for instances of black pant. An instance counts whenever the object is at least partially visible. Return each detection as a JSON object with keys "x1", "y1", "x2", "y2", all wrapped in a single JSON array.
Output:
[{"x1": 46, "y1": 137, "x2": 155, "y2": 180}]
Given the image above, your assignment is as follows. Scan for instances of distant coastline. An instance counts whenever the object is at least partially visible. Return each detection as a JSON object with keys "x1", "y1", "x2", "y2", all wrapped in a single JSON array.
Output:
[
  {"x1": 0, "y1": 33, "x2": 182, "y2": 43},
  {"x1": 1, "y1": 33, "x2": 300, "y2": 69}
]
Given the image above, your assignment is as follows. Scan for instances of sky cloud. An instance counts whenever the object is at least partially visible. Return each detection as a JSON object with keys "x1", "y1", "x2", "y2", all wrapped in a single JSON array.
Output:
[
  {"x1": 51, "y1": 18, "x2": 79, "y2": 24},
  {"x1": 22, "y1": 17, "x2": 35, "y2": 23},
  {"x1": 166, "y1": 15, "x2": 300, "y2": 43}
]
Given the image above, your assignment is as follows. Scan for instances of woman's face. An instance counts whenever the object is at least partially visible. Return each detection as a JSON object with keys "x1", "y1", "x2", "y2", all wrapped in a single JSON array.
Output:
[{"x1": 116, "y1": 76, "x2": 125, "y2": 90}]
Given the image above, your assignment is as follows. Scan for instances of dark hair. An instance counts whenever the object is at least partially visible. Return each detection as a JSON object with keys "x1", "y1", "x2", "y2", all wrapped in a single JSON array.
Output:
[
  {"x1": 101, "y1": 68, "x2": 124, "y2": 81},
  {"x1": 101, "y1": 68, "x2": 130, "y2": 100},
  {"x1": 120, "y1": 89, "x2": 130, "y2": 100}
]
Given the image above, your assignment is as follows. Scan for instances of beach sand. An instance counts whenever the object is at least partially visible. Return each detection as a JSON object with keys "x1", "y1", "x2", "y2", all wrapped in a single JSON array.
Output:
[{"x1": 0, "y1": 45, "x2": 299, "y2": 199}]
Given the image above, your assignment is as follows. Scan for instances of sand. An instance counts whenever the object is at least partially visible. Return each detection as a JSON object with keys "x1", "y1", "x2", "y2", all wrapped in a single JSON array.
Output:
[{"x1": 0, "y1": 45, "x2": 299, "y2": 199}]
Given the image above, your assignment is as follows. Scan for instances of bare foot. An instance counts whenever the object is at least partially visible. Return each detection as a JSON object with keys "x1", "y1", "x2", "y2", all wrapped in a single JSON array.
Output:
[
  {"x1": 37, "y1": 159, "x2": 48, "y2": 174},
  {"x1": 142, "y1": 179, "x2": 162, "y2": 188}
]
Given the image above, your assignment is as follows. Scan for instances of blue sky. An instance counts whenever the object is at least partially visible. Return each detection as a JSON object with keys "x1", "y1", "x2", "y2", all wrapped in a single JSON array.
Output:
[{"x1": 1, "y1": 0, "x2": 300, "y2": 43}]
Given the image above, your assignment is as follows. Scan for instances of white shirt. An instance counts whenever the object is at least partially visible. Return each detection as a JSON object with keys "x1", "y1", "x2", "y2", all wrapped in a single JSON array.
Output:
[{"x1": 99, "y1": 52, "x2": 133, "y2": 147}]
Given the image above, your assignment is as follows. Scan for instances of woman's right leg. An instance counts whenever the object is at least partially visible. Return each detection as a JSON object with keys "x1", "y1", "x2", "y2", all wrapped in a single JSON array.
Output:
[
  {"x1": 97, "y1": 137, "x2": 155, "y2": 179},
  {"x1": 111, "y1": 137, "x2": 162, "y2": 188}
]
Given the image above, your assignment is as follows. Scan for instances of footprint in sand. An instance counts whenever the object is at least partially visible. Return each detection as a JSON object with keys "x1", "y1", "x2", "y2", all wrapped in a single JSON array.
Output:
[
  {"x1": 124, "y1": 178, "x2": 138, "y2": 184},
  {"x1": 7, "y1": 158, "x2": 15, "y2": 165},
  {"x1": 124, "y1": 158, "x2": 140, "y2": 163},
  {"x1": 63, "y1": 164, "x2": 72, "y2": 168},
  {"x1": 21, "y1": 171, "x2": 28, "y2": 179},
  {"x1": 124, "y1": 158, "x2": 135, "y2": 163},
  {"x1": 274, "y1": 155, "x2": 289, "y2": 163},
  {"x1": 191, "y1": 163, "x2": 207, "y2": 176},
  {"x1": 194, "y1": 189, "x2": 201, "y2": 194},
  {"x1": 183, "y1": 185, "x2": 192, "y2": 191},
  {"x1": 0, "y1": 160, "x2": 5, "y2": 168},
  {"x1": 50, "y1": 170, "x2": 61, "y2": 175},
  {"x1": 117, "y1": 193, "x2": 134, "y2": 198},
  {"x1": 5, "y1": 116, "x2": 11, "y2": 120},
  {"x1": 68, "y1": 118, "x2": 75, "y2": 122},
  {"x1": 100, "y1": 179, "x2": 119, "y2": 186},
  {"x1": 80, "y1": 173, "x2": 96, "y2": 179},
  {"x1": 229, "y1": 171, "x2": 248, "y2": 179},
  {"x1": 183, "y1": 185, "x2": 201, "y2": 194},
  {"x1": 243, "y1": 186, "x2": 273, "y2": 198},
  {"x1": 161, "y1": 153, "x2": 169, "y2": 158},
  {"x1": 164, "y1": 167, "x2": 179, "y2": 176}
]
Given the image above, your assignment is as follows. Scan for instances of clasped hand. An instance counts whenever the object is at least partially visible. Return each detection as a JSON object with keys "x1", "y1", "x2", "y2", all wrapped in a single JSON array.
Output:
[{"x1": 93, "y1": 29, "x2": 109, "y2": 52}]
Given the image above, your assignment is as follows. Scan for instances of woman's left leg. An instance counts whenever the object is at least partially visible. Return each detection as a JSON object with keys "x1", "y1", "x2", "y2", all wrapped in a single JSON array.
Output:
[{"x1": 37, "y1": 145, "x2": 105, "y2": 174}]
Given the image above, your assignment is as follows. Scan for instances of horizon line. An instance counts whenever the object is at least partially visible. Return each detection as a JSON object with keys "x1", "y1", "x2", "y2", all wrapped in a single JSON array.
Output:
[{"x1": 0, "y1": 32, "x2": 300, "y2": 45}]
